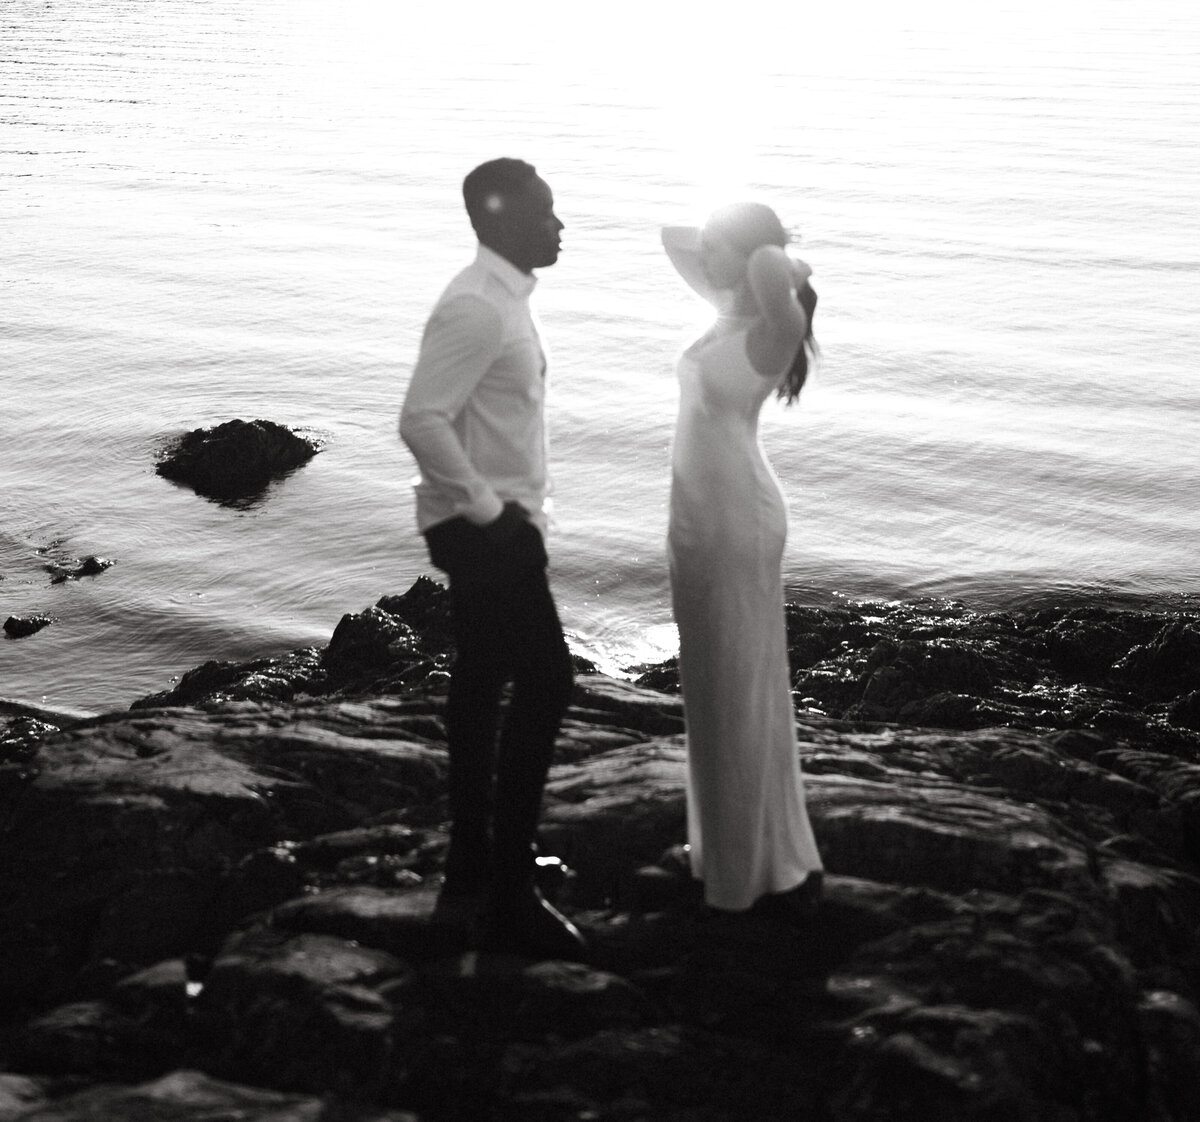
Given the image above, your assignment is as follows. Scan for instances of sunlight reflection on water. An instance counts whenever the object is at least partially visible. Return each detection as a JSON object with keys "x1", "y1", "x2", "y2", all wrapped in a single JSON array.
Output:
[{"x1": 3, "y1": 0, "x2": 1199, "y2": 710}]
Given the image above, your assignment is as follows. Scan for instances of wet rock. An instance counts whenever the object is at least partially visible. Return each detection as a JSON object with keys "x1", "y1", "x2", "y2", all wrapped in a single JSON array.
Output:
[
  {"x1": 889, "y1": 690, "x2": 992, "y2": 729},
  {"x1": 196, "y1": 929, "x2": 404, "y2": 1096},
  {"x1": 131, "y1": 583, "x2": 462, "y2": 712},
  {"x1": 3, "y1": 614, "x2": 51, "y2": 639},
  {"x1": 267, "y1": 885, "x2": 460, "y2": 963},
  {"x1": 812, "y1": 770, "x2": 1095, "y2": 897},
  {"x1": 791, "y1": 660, "x2": 865, "y2": 713},
  {"x1": 1168, "y1": 690, "x2": 1200, "y2": 732},
  {"x1": 295, "y1": 824, "x2": 424, "y2": 871},
  {"x1": 411, "y1": 954, "x2": 652, "y2": 1044},
  {"x1": 4, "y1": 1068, "x2": 417, "y2": 1121},
  {"x1": 0, "y1": 715, "x2": 57, "y2": 766},
  {"x1": 207, "y1": 846, "x2": 307, "y2": 931},
  {"x1": 571, "y1": 675, "x2": 685, "y2": 738},
  {"x1": 110, "y1": 958, "x2": 191, "y2": 1029},
  {"x1": 91, "y1": 868, "x2": 216, "y2": 965},
  {"x1": 375, "y1": 575, "x2": 455, "y2": 652},
  {"x1": 155, "y1": 418, "x2": 321, "y2": 503},
  {"x1": 500, "y1": 1026, "x2": 819, "y2": 1120},
  {"x1": 14, "y1": 999, "x2": 163, "y2": 1080},
  {"x1": 854, "y1": 637, "x2": 995, "y2": 722},
  {"x1": 625, "y1": 654, "x2": 680, "y2": 693},
  {"x1": 131, "y1": 648, "x2": 326, "y2": 710},
  {"x1": 540, "y1": 737, "x2": 688, "y2": 902},
  {"x1": 823, "y1": 896, "x2": 1144, "y2": 1117},
  {"x1": 1042, "y1": 610, "x2": 1146, "y2": 680},
  {"x1": 46, "y1": 555, "x2": 114, "y2": 584},
  {"x1": 7, "y1": 585, "x2": 1200, "y2": 1118},
  {"x1": 747, "y1": 597, "x2": 1200, "y2": 758},
  {"x1": 1138, "y1": 989, "x2": 1200, "y2": 1121},
  {"x1": 1114, "y1": 621, "x2": 1200, "y2": 700},
  {"x1": 0, "y1": 700, "x2": 448, "y2": 1007},
  {"x1": 322, "y1": 606, "x2": 427, "y2": 687},
  {"x1": 0, "y1": 1073, "x2": 46, "y2": 1120}
]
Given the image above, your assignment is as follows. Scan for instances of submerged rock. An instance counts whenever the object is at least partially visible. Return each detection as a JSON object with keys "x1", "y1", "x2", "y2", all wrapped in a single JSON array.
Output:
[
  {"x1": 155, "y1": 418, "x2": 321, "y2": 503},
  {"x1": 45, "y1": 555, "x2": 114, "y2": 584}
]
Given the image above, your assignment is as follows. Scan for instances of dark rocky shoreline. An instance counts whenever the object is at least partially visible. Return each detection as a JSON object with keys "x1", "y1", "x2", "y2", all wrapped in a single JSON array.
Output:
[{"x1": 3, "y1": 578, "x2": 1200, "y2": 1120}]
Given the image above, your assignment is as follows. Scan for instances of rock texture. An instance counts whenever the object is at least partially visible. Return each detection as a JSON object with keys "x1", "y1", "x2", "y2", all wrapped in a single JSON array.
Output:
[
  {"x1": 45, "y1": 556, "x2": 114, "y2": 585},
  {"x1": 3, "y1": 581, "x2": 1200, "y2": 1120},
  {"x1": 3, "y1": 616, "x2": 52, "y2": 640},
  {"x1": 154, "y1": 419, "x2": 321, "y2": 503}
]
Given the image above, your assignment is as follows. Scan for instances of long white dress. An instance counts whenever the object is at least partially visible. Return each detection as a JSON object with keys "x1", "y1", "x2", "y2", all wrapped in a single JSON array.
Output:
[{"x1": 668, "y1": 317, "x2": 823, "y2": 911}]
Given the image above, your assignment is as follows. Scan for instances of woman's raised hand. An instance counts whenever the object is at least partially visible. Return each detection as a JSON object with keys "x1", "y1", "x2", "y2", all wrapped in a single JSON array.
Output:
[{"x1": 747, "y1": 244, "x2": 810, "y2": 345}]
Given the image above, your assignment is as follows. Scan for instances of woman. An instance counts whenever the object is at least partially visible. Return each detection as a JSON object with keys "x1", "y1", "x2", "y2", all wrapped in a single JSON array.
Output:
[{"x1": 662, "y1": 202, "x2": 823, "y2": 918}]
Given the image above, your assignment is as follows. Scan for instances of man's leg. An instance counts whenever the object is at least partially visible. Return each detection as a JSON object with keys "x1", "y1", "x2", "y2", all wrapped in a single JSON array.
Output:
[
  {"x1": 424, "y1": 519, "x2": 513, "y2": 904},
  {"x1": 427, "y1": 517, "x2": 585, "y2": 957},
  {"x1": 482, "y1": 523, "x2": 586, "y2": 960},
  {"x1": 491, "y1": 559, "x2": 575, "y2": 888},
  {"x1": 442, "y1": 580, "x2": 510, "y2": 893}
]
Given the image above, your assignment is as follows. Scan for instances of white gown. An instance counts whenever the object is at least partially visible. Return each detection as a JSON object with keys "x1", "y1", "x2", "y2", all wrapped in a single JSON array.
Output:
[{"x1": 668, "y1": 317, "x2": 823, "y2": 911}]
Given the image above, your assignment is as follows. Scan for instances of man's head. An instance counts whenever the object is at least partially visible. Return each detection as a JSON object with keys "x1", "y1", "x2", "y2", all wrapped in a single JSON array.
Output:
[{"x1": 463, "y1": 158, "x2": 563, "y2": 273}]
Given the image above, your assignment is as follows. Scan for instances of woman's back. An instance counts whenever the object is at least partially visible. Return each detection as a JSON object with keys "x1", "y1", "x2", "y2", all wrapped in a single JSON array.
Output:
[{"x1": 670, "y1": 319, "x2": 788, "y2": 562}]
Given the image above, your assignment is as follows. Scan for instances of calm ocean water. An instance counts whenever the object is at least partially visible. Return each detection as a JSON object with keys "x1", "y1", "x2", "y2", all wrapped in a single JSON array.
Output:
[{"x1": 3, "y1": 0, "x2": 1200, "y2": 713}]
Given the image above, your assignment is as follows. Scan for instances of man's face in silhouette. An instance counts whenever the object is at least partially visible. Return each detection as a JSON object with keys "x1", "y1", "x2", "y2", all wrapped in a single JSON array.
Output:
[{"x1": 483, "y1": 176, "x2": 563, "y2": 274}]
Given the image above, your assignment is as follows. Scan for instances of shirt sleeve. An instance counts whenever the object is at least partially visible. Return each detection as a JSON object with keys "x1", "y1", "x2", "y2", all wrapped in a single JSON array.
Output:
[{"x1": 399, "y1": 294, "x2": 507, "y2": 525}]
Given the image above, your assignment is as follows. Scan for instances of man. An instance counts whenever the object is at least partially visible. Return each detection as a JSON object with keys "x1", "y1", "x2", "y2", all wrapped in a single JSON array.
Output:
[{"x1": 399, "y1": 158, "x2": 584, "y2": 960}]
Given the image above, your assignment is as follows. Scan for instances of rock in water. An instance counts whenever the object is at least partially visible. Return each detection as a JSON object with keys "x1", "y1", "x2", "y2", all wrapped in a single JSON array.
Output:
[
  {"x1": 155, "y1": 418, "x2": 320, "y2": 502},
  {"x1": 47, "y1": 555, "x2": 114, "y2": 584},
  {"x1": 3, "y1": 615, "x2": 52, "y2": 639}
]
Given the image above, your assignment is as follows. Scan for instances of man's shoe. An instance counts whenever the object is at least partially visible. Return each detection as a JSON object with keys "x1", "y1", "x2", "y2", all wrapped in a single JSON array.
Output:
[
  {"x1": 532, "y1": 852, "x2": 573, "y2": 903},
  {"x1": 482, "y1": 883, "x2": 589, "y2": 962}
]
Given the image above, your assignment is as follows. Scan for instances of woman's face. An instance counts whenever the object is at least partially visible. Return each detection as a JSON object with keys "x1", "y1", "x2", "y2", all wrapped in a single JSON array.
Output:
[{"x1": 699, "y1": 228, "x2": 746, "y2": 290}]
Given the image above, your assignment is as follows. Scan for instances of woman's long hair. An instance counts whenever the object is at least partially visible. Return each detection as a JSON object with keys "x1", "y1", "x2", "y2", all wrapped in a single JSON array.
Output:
[
  {"x1": 705, "y1": 202, "x2": 819, "y2": 405},
  {"x1": 781, "y1": 281, "x2": 818, "y2": 405}
]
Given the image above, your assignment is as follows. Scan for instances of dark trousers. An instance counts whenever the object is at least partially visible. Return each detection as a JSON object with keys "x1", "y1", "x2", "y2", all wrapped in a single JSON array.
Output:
[{"x1": 424, "y1": 516, "x2": 574, "y2": 890}]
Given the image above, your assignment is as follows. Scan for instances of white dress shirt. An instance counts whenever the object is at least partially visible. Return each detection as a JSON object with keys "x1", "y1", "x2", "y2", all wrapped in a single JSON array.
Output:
[{"x1": 400, "y1": 245, "x2": 550, "y2": 533}]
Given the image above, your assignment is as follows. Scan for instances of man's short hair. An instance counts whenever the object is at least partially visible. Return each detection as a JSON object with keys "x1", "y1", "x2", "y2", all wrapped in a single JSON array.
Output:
[{"x1": 462, "y1": 158, "x2": 539, "y2": 230}]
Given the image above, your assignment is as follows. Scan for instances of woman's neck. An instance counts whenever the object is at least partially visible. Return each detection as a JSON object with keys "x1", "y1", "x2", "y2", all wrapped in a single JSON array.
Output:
[
  {"x1": 713, "y1": 285, "x2": 756, "y2": 319},
  {"x1": 728, "y1": 284, "x2": 756, "y2": 317}
]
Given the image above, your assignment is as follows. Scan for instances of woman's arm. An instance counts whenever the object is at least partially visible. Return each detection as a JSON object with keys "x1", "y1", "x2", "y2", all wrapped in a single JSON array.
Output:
[
  {"x1": 746, "y1": 244, "x2": 809, "y2": 346},
  {"x1": 661, "y1": 225, "x2": 723, "y2": 305}
]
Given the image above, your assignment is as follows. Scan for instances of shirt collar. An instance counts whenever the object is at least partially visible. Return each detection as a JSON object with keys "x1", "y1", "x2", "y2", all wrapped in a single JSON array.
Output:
[{"x1": 475, "y1": 243, "x2": 537, "y2": 297}]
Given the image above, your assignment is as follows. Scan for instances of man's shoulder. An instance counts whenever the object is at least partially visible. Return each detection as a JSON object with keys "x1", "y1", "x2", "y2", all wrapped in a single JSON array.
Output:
[
  {"x1": 421, "y1": 271, "x2": 504, "y2": 352},
  {"x1": 427, "y1": 282, "x2": 503, "y2": 338},
  {"x1": 440, "y1": 258, "x2": 512, "y2": 307}
]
